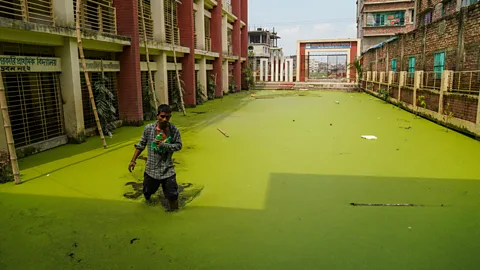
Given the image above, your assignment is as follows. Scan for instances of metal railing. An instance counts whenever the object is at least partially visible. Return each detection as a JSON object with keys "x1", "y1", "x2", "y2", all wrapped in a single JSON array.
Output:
[
  {"x1": 165, "y1": 26, "x2": 180, "y2": 45},
  {"x1": 423, "y1": 71, "x2": 441, "y2": 90},
  {"x1": 205, "y1": 37, "x2": 212, "y2": 51},
  {"x1": 451, "y1": 70, "x2": 480, "y2": 95},
  {"x1": 391, "y1": 72, "x2": 400, "y2": 85},
  {"x1": 138, "y1": 0, "x2": 154, "y2": 40},
  {"x1": 74, "y1": 0, "x2": 117, "y2": 35},
  {"x1": 406, "y1": 72, "x2": 415, "y2": 87},
  {"x1": 3, "y1": 72, "x2": 64, "y2": 148},
  {"x1": 0, "y1": 0, "x2": 55, "y2": 26}
]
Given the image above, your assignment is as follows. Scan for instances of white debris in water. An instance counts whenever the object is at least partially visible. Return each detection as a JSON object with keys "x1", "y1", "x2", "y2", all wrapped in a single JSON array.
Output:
[
  {"x1": 335, "y1": 101, "x2": 340, "y2": 104},
  {"x1": 408, "y1": 227, "x2": 412, "y2": 229},
  {"x1": 361, "y1": 135, "x2": 377, "y2": 140},
  {"x1": 47, "y1": 174, "x2": 50, "y2": 177}
]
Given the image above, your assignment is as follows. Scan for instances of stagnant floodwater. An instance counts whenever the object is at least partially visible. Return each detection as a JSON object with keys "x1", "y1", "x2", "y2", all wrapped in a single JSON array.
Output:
[{"x1": 1, "y1": 91, "x2": 480, "y2": 269}]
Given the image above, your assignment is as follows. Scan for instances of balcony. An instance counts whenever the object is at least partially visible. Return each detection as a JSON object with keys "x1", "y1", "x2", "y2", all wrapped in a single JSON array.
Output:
[
  {"x1": 222, "y1": 0, "x2": 232, "y2": 14},
  {"x1": 205, "y1": 37, "x2": 211, "y2": 51},
  {"x1": 74, "y1": 0, "x2": 117, "y2": 35},
  {"x1": 138, "y1": 0, "x2": 154, "y2": 40},
  {"x1": 0, "y1": 0, "x2": 55, "y2": 26},
  {"x1": 165, "y1": 26, "x2": 180, "y2": 45}
]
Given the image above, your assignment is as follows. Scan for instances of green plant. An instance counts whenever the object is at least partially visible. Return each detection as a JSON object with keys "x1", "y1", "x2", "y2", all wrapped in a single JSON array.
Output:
[
  {"x1": 242, "y1": 65, "x2": 255, "y2": 90},
  {"x1": 229, "y1": 77, "x2": 237, "y2": 93},
  {"x1": 171, "y1": 78, "x2": 185, "y2": 112},
  {"x1": 0, "y1": 150, "x2": 13, "y2": 184},
  {"x1": 379, "y1": 88, "x2": 389, "y2": 101},
  {"x1": 196, "y1": 81, "x2": 207, "y2": 105},
  {"x1": 416, "y1": 95, "x2": 427, "y2": 118},
  {"x1": 443, "y1": 103, "x2": 454, "y2": 132},
  {"x1": 94, "y1": 73, "x2": 117, "y2": 137},
  {"x1": 142, "y1": 85, "x2": 158, "y2": 121},
  {"x1": 207, "y1": 74, "x2": 216, "y2": 100},
  {"x1": 348, "y1": 57, "x2": 363, "y2": 84}
]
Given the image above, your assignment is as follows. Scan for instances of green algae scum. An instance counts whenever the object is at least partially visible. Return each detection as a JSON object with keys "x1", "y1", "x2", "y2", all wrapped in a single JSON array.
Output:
[{"x1": 1, "y1": 90, "x2": 480, "y2": 269}]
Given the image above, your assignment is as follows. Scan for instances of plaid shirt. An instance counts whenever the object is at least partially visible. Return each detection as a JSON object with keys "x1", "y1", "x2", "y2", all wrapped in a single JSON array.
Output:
[{"x1": 135, "y1": 122, "x2": 182, "y2": 180}]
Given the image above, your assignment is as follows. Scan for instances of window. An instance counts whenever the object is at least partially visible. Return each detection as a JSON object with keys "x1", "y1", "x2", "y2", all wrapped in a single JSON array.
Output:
[
  {"x1": 434, "y1": 52, "x2": 445, "y2": 79},
  {"x1": 366, "y1": 11, "x2": 405, "y2": 27},
  {"x1": 410, "y1": 9, "x2": 415, "y2": 23},
  {"x1": 462, "y1": 0, "x2": 479, "y2": 7},
  {"x1": 408, "y1": 57, "x2": 416, "y2": 78},
  {"x1": 424, "y1": 12, "x2": 432, "y2": 25},
  {"x1": 391, "y1": 59, "x2": 397, "y2": 72}
]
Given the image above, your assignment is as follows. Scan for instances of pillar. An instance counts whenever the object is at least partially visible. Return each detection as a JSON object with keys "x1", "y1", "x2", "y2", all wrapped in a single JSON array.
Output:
[
  {"x1": 114, "y1": 0, "x2": 143, "y2": 125},
  {"x1": 413, "y1": 71, "x2": 423, "y2": 109},
  {"x1": 55, "y1": 38, "x2": 85, "y2": 140},
  {"x1": 439, "y1": 70, "x2": 452, "y2": 114},
  {"x1": 232, "y1": 0, "x2": 241, "y2": 91},
  {"x1": 280, "y1": 58, "x2": 285, "y2": 82},
  {"x1": 240, "y1": 0, "x2": 249, "y2": 89},
  {"x1": 178, "y1": 0, "x2": 196, "y2": 106},
  {"x1": 222, "y1": 14, "x2": 229, "y2": 93},
  {"x1": 211, "y1": 0, "x2": 223, "y2": 97},
  {"x1": 399, "y1": 71, "x2": 407, "y2": 100},
  {"x1": 270, "y1": 53, "x2": 274, "y2": 82},
  {"x1": 223, "y1": 61, "x2": 229, "y2": 93},
  {"x1": 52, "y1": 0, "x2": 74, "y2": 27},
  {"x1": 195, "y1": 0, "x2": 205, "y2": 50},
  {"x1": 152, "y1": 0, "x2": 166, "y2": 42},
  {"x1": 199, "y1": 57, "x2": 208, "y2": 97},
  {"x1": 154, "y1": 52, "x2": 169, "y2": 104}
]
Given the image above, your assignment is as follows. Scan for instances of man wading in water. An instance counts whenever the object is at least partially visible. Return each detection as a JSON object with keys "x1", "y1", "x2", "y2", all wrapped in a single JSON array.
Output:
[{"x1": 129, "y1": 104, "x2": 182, "y2": 211}]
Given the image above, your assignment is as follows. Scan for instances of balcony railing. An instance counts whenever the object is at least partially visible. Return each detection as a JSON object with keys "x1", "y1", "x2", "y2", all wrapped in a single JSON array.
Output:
[
  {"x1": 0, "y1": 0, "x2": 55, "y2": 26},
  {"x1": 222, "y1": 0, "x2": 232, "y2": 14},
  {"x1": 138, "y1": 0, "x2": 154, "y2": 40},
  {"x1": 165, "y1": 26, "x2": 180, "y2": 45},
  {"x1": 74, "y1": 0, "x2": 117, "y2": 35},
  {"x1": 205, "y1": 37, "x2": 211, "y2": 51},
  {"x1": 224, "y1": 44, "x2": 233, "y2": 56}
]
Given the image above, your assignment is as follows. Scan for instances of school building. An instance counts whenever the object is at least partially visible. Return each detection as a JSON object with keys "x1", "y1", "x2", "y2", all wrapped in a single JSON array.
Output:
[{"x1": 0, "y1": 0, "x2": 249, "y2": 156}]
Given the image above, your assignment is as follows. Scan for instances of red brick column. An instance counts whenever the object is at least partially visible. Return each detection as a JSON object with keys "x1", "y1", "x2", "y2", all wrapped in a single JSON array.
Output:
[
  {"x1": 178, "y1": 0, "x2": 196, "y2": 106},
  {"x1": 240, "y1": 0, "x2": 249, "y2": 89},
  {"x1": 299, "y1": 43, "x2": 306, "y2": 82},
  {"x1": 211, "y1": 1, "x2": 223, "y2": 97},
  {"x1": 113, "y1": 0, "x2": 143, "y2": 125},
  {"x1": 232, "y1": 0, "x2": 242, "y2": 91}
]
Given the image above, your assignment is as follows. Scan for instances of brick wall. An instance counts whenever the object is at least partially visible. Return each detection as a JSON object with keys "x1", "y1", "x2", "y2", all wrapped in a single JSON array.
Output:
[
  {"x1": 211, "y1": 1, "x2": 223, "y2": 97},
  {"x1": 363, "y1": 3, "x2": 480, "y2": 74},
  {"x1": 400, "y1": 87, "x2": 414, "y2": 104},
  {"x1": 178, "y1": 0, "x2": 196, "y2": 106},
  {"x1": 232, "y1": 0, "x2": 241, "y2": 91},
  {"x1": 113, "y1": 0, "x2": 143, "y2": 125},
  {"x1": 443, "y1": 94, "x2": 478, "y2": 123},
  {"x1": 417, "y1": 90, "x2": 440, "y2": 112}
]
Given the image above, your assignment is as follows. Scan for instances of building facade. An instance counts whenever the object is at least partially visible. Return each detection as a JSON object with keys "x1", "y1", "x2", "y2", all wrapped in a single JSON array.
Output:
[
  {"x1": 357, "y1": 0, "x2": 415, "y2": 53},
  {"x1": 248, "y1": 28, "x2": 280, "y2": 81},
  {"x1": 361, "y1": 1, "x2": 480, "y2": 136},
  {"x1": 0, "y1": 0, "x2": 248, "y2": 156}
]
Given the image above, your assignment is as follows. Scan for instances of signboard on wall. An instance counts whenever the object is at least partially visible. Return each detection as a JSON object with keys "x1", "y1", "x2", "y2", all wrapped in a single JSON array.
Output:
[
  {"x1": 0, "y1": 55, "x2": 62, "y2": 72},
  {"x1": 306, "y1": 42, "x2": 351, "y2": 50},
  {"x1": 80, "y1": 60, "x2": 120, "y2": 72}
]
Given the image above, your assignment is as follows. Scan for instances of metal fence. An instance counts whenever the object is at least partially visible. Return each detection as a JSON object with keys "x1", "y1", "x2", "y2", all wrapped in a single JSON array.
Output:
[
  {"x1": 423, "y1": 71, "x2": 441, "y2": 90},
  {"x1": 74, "y1": 0, "x2": 117, "y2": 35},
  {"x1": 451, "y1": 70, "x2": 480, "y2": 95}
]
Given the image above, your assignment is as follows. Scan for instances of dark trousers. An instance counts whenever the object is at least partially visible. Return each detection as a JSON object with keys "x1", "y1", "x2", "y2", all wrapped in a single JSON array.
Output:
[{"x1": 143, "y1": 173, "x2": 179, "y2": 200}]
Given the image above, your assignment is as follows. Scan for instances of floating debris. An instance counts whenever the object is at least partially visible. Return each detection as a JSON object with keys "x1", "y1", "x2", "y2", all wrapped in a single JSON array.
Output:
[
  {"x1": 217, "y1": 128, "x2": 229, "y2": 137},
  {"x1": 361, "y1": 135, "x2": 377, "y2": 140}
]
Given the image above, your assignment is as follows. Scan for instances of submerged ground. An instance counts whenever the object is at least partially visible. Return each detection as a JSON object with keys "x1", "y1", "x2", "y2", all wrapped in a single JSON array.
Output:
[{"x1": 1, "y1": 90, "x2": 480, "y2": 269}]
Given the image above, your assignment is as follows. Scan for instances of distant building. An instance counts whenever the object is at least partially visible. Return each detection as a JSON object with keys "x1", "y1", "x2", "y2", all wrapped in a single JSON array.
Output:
[
  {"x1": 357, "y1": 0, "x2": 415, "y2": 53},
  {"x1": 248, "y1": 28, "x2": 282, "y2": 79}
]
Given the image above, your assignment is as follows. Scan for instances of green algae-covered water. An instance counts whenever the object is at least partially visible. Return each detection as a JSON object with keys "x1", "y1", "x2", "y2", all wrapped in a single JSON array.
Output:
[{"x1": 1, "y1": 91, "x2": 480, "y2": 269}]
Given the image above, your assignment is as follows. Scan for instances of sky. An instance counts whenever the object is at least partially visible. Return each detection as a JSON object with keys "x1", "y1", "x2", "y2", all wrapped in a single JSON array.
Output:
[{"x1": 248, "y1": 0, "x2": 357, "y2": 56}]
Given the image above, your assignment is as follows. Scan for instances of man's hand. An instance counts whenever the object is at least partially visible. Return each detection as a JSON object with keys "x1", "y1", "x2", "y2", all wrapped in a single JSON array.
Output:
[
  {"x1": 154, "y1": 140, "x2": 163, "y2": 147},
  {"x1": 128, "y1": 161, "x2": 136, "y2": 172}
]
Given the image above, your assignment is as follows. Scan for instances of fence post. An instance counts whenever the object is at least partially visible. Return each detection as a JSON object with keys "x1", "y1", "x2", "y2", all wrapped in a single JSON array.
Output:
[
  {"x1": 380, "y1": 72, "x2": 385, "y2": 84},
  {"x1": 477, "y1": 93, "x2": 480, "y2": 126},
  {"x1": 413, "y1": 71, "x2": 423, "y2": 109},
  {"x1": 439, "y1": 70, "x2": 452, "y2": 114},
  {"x1": 399, "y1": 71, "x2": 406, "y2": 101},
  {"x1": 373, "y1": 71, "x2": 377, "y2": 82}
]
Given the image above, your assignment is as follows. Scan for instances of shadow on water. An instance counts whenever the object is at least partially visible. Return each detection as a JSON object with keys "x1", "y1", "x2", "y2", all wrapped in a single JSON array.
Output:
[
  {"x1": 1, "y1": 173, "x2": 480, "y2": 269},
  {"x1": 17, "y1": 93, "x2": 253, "y2": 172}
]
